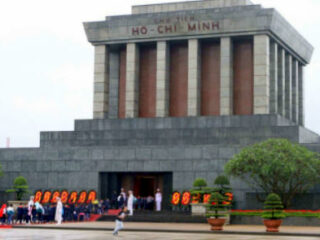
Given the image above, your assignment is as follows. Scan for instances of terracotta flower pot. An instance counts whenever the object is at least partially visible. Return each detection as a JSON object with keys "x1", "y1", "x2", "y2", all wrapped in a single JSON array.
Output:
[
  {"x1": 207, "y1": 218, "x2": 226, "y2": 231},
  {"x1": 263, "y1": 219, "x2": 283, "y2": 232}
]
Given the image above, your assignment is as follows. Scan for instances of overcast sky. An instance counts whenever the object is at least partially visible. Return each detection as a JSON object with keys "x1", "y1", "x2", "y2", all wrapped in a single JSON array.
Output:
[{"x1": 0, "y1": 0, "x2": 319, "y2": 148}]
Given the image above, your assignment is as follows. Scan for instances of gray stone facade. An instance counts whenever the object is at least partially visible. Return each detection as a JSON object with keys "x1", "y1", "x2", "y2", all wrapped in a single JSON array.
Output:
[
  {"x1": 1, "y1": 115, "x2": 320, "y2": 208},
  {"x1": 0, "y1": 0, "x2": 318, "y2": 209}
]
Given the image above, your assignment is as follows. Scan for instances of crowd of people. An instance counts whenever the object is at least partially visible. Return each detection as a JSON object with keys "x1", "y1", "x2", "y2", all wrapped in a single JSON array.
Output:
[
  {"x1": 0, "y1": 188, "x2": 163, "y2": 225},
  {"x1": 112, "y1": 188, "x2": 163, "y2": 215},
  {"x1": 0, "y1": 197, "x2": 110, "y2": 225}
]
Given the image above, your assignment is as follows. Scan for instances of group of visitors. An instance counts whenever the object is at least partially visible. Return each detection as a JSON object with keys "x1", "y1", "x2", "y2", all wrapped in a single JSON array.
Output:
[
  {"x1": 0, "y1": 196, "x2": 110, "y2": 225},
  {"x1": 110, "y1": 188, "x2": 162, "y2": 212},
  {"x1": 113, "y1": 188, "x2": 162, "y2": 216},
  {"x1": 0, "y1": 188, "x2": 163, "y2": 228}
]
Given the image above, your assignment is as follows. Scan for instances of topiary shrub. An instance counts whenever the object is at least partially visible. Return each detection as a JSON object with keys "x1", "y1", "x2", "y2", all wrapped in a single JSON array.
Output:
[
  {"x1": 214, "y1": 175, "x2": 231, "y2": 192},
  {"x1": 6, "y1": 176, "x2": 30, "y2": 200},
  {"x1": 193, "y1": 178, "x2": 207, "y2": 190},
  {"x1": 214, "y1": 175, "x2": 230, "y2": 186},
  {"x1": 206, "y1": 192, "x2": 229, "y2": 219},
  {"x1": 262, "y1": 193, "x2": 285, "y2": 220}
]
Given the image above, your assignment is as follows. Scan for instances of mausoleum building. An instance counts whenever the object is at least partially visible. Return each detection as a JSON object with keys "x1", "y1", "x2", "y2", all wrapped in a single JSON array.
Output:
[{"x1": 1, "y1": 0, "x2": 320, "y2": 208}]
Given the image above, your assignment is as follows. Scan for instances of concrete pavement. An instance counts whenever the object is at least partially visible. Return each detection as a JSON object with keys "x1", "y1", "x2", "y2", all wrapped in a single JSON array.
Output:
[
  {"x1": 2, "y1": 228, "x2": 320, "y2": 240},
  {"x1": 12, "y1": 222, "x2": 320, "y2": 237}
]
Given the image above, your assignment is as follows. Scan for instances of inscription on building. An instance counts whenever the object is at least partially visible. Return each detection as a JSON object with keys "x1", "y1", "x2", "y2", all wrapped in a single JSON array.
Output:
[{"x1": 131, "y1": 16, "x2": 220, "y2": 36}]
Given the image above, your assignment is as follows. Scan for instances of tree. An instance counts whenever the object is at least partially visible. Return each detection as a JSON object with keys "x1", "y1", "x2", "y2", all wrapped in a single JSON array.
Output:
[
  {"x1": 193, "y1": 178, "x2": 207, "y2": 190},
  {"x1": 224, "y1": 138, "x2": 320, "y2": 208},
  {"x1": 6, "y1": 176, "x2": 30, "y2": 200},
  {"x1": 214, "y1": 175, "x2": 231, "y2": 193}
]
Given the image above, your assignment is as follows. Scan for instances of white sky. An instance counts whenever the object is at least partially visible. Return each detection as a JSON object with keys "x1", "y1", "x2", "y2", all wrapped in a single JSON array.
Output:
[{"x1": 0, "y1": 0, "x2": 319, "y2": 148}]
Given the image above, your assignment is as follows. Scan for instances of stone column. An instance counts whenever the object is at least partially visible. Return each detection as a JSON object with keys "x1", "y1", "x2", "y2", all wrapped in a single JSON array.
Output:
[
  {"x1": 298, "y1": 64, "x2": 304, "y2": 125},
  {"x1": 269, "y1": 41, "x2": 278, "y2": 114},
  {"x1": 188, "y1": 39, "x2": 201, "y2": 116},
  {"x1": 125, "y1": 43, "x2": 139, "y2": 118},
  {"x1": 291, "y1": 59, "x2": 299, "y2": 123},
  {"x1": 108, "y1": 51, "x2": 120, "y2": 119},
  {"x1": 220, "y1": 37, "x2": 233, "y2": 115},
  {"x1": 93, "y1": 45, "x2": 109, "y2": 119},
  {"x1": 277, "y1": 48, "x2": 286, "y2": 116},
  {"x1": 285, "y1": 53, "x2": 292, "y2": 120},
  {"x1": 253, "y1": 35, "x2": 270, "y2": 114},
  {"x1": 156, "y1": 41, "x2": 169, "y2": 117}
]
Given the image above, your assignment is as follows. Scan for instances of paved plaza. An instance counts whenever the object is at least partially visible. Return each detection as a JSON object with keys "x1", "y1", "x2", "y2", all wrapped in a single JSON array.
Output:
[
  {"x1": 0, "y1": 229, "x2": 319, "y2": 240},
  {"x1": 14, "y1": 222, "x2": 320, "y2": 234}
]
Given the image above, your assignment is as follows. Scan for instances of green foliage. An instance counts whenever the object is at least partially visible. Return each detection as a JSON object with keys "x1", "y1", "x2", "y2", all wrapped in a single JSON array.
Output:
[
  {"x1": 224, "y1": 138, "x2": 320, "y2": 208},
  {"x1": 214, "y1": 175, "x2": 230, "y2": 186},
  {"x1": 231, "y1": 211, "x2": 262, "y2": 216},
  {"x1": 206, "y1": 192, "x2": 229, "y2": 219},
  {"x1": 193, "y1": 178, "x2": 207, "y2": 190},
  {"x1": 262, "y1": 193, "x2": 285, "y2": 219},
  {"x1": 6, "y1": 176, "x2": 30, "y2": 200},
  {"x1": 190, "y1": 187, "x2": 212, "y2": 195},
  {"x1": 213, "y1": 175, "x2": 231, "y2": 194}
]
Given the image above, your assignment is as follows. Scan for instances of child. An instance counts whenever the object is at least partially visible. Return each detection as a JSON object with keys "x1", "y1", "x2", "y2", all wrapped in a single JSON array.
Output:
[
  {"x1": 6, "y1": 204, "x2": 14, "y2": 225},
  {"x1": 0, "y1": 204, "x2": 7, "y2": 225},
  {"x1": 113, "y1": 206, "x2": 127, "y2": 236},
  {"x1": 17, "y1": 204, "x2": 24, "y2": 224}
]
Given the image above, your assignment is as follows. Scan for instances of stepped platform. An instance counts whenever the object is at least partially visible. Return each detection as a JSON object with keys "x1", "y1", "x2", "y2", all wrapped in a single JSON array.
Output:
[
  {"x1": 1, "y1": 114, "x2": 320, "y2": 208},
  {"x1": 40, "y1": 115, "x2": 320, "y2": 147}
]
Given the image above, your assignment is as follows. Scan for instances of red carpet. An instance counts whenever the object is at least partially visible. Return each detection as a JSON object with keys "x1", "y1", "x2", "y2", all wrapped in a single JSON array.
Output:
[
  {"x1": 89, "y1": 214, "x2": 102, "y2": 221},
  {"x1": 107, "y1": 209, "x2": 121, "y2": 216},
  {"x1": 0, "y1": 225, "x2": 12, "y2": 229}
]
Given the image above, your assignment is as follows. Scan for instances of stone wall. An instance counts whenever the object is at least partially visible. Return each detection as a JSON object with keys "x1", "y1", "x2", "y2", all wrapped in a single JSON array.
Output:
[{"x1": 1, "y1": 115, "x2": 320, "y2": 209}]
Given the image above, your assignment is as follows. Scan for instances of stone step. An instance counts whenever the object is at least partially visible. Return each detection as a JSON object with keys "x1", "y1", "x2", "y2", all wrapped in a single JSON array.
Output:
[
  {"x1": 74, "y1": 114, "x2": 293, "y2": 131},
  {"x1": 40, "y1": 125, "x2": 319, "y2": 147}
]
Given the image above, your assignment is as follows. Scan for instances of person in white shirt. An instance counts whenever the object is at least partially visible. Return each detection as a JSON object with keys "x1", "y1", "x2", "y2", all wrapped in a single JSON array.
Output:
[
  {"x1": 120, "y1": 188, "x2": 126, "y2": 202},
  {"x1": 55, "y1": 197, "x2": 63, "y2": 225},
  {"x1": 6, "y1": 204, "x2": 14, "y2": 224},
  {"x1": 27, "y1": 196, "x2": 34, "y2": 224},
  {"x1": 155, "y1": 188, "x2": 162, "y2": 211},
  {"x1": 127, "y1": 190, "x2": 134, "y2": 216}
]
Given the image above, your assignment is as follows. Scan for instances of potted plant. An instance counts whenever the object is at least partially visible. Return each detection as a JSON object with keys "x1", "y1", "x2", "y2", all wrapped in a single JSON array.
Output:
[
  {"x1": 214, "y1": 175, "x2": 231, "y2": 194},
  {"x1": 206, "y1": 192, "x2": 229, "y2": 231},
  {"x1": 6, "y1": 176, "x2": 30, "y2": 200},
  {"x1": 190, "y1": 178, "x2": 211, "y2": 215},
  {"x1": 262, "y1": 193, "x2": 285, "y2": 232},
  {"x1": 213, "y1": 175, "x2": 233, "y2": 224}
]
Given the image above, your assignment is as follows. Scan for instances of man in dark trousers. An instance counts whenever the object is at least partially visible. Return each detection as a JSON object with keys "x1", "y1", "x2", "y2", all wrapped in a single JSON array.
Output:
[{"x1": 113, "y1": 206, "x2": 128, "y2": 236}]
